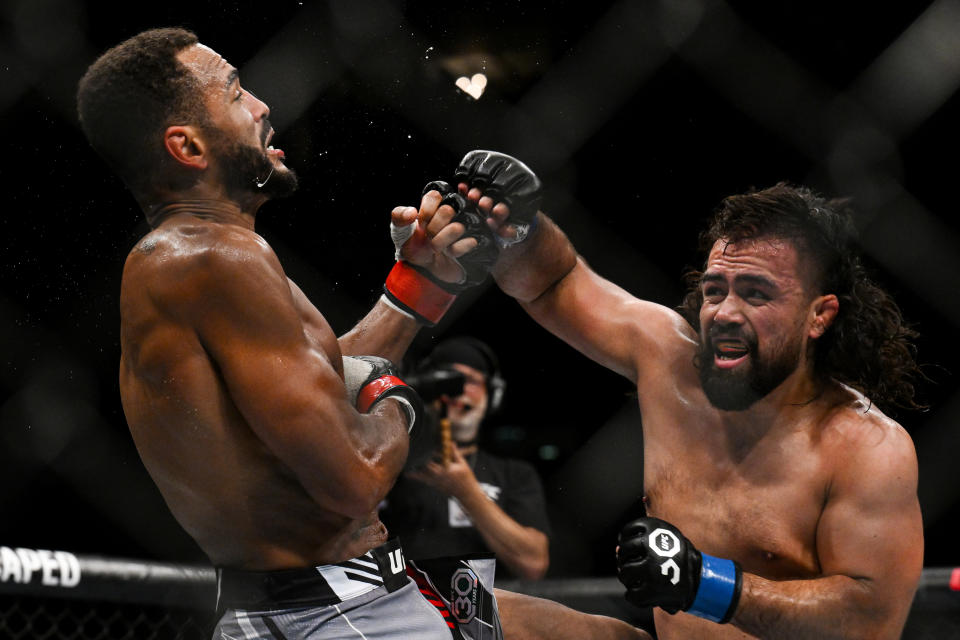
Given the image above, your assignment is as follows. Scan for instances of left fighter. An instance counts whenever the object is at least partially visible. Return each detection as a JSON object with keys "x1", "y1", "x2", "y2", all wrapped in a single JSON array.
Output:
[{"x1": 77, "y1": 28, "x2": 488, "y2": 638}]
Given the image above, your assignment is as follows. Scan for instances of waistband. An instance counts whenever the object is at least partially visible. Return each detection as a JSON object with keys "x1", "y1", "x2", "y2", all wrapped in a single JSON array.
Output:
[{"x1": 216, "y1": 538, "x2": 408, "y2": 611}]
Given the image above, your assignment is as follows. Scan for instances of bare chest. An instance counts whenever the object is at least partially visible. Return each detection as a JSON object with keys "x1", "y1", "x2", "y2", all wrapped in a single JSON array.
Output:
[{"x1": 642, "y1": 421, "x2": 828, "y2": 579}]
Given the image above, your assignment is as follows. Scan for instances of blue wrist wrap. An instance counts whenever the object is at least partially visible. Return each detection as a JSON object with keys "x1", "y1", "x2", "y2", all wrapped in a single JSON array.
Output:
[{"x1": 687, "y1": 554, "x2": 740, "y2": 623}]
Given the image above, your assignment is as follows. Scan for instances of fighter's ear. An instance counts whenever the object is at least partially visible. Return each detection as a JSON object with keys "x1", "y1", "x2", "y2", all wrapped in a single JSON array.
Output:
[
  {"x1": 809, "y1": 294, "x2": 839, "y2": 339},
  {"x1": 163, "y1": 125, "x2": 208, "y2": 170}
]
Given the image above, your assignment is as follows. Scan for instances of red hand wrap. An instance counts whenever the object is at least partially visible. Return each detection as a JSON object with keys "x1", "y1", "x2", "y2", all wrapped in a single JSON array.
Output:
[
  {"x1": 356, "y1": 375, "x2": 407, "y2": 413},
  {"x1": 384, "y1": 261, "x2": 457, "y2": 325}
]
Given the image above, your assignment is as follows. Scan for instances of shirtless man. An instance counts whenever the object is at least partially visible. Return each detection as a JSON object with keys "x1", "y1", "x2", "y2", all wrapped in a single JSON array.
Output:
[
  {"x1": 421, "y1": 151, "x2": 924, "y2": 639},
  {"x1": 77, "y1": 30, "x2": 647, "y2": 640}
]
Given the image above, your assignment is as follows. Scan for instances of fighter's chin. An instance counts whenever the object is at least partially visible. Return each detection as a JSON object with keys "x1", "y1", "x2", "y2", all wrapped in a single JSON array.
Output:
[
  {"x1": 699, "y1": 370, "x2": 762, "y2": 412},
  {"x1": 257, "y1": 163, "x2": 299, "y2": 198},
  {"x1": 703, "y1": 389, "x2": 762, "y2": 412}
]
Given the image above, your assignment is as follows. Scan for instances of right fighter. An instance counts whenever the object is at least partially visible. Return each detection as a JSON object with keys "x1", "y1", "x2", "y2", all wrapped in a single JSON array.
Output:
[{"x1": 411, "y1": 151, "x2": 925, "y2": 639}]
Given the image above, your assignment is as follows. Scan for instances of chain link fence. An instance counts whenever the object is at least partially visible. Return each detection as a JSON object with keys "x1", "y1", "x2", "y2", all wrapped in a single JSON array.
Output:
[{"x1": 0, "y1": 597, "x2": 210, "y2": 640}]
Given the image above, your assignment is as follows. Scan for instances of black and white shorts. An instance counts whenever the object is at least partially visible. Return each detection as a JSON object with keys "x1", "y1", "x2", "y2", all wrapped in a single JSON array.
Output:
[{"x1": 213, "y1": 539, "x2": 502, "y2": 640}]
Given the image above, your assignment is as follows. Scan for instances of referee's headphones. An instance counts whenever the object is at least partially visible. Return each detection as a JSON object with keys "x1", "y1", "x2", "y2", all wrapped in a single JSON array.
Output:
[
  {"x1": 419, "y1": 337, "x2": 507, "y2": 415},
  {"x1": 471, "y1": 339, "x2": 506, "y2": 415}
]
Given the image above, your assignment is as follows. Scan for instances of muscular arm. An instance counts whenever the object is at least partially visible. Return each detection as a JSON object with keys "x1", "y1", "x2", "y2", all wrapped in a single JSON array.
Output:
[
  {"x1": 729, "y1": 424, "x2": 923, "y2": 639},
  {"x1": 494, "y1": 214, "x2": 694, "y2": 382},
  {"x1": 340, "y1": 195, "x2": 480, "y2": 361},
  {"x1": 173, "y1": 235, "x2": 410, "y2": 519},
  {"x1": 492, "y1": 213, "x2": 579, "y2": 305},
  {"x1": 338, "y1": 298, "x2": 421, "y2": 363}
]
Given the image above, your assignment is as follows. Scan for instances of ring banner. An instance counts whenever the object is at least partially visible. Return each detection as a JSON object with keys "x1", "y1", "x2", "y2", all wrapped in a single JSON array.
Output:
[{"x1": 0, "y1": 546, "x2": 215, "y2": 607}]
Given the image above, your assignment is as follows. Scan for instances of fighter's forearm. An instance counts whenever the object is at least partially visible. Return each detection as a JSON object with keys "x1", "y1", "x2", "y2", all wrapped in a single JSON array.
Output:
[
  {"x1": 281, "y1": 398, "x2": 410, "y2": 519},
  {"x1": 455, "y1": 483, "x2": 550, "y2": 580},
  {"x1": 492, "y1": 213, "x2": 578, "y2": 303},
  {"x1": 339, "y1": 297, "x2": 421, "y2": 363},
  {"x1": 354, "y1": 399, "x2": 410, "y2": 477},
  {"x1": 730, "y1": 573, "x2": 906, "y2": 640}
]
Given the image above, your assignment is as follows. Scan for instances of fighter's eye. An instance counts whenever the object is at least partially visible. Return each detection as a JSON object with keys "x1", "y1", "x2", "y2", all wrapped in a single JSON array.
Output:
[
  {"x1": 234, "y1": 89, "x2": 244, "y2": 102},
  {"x1": 745, "y1": 288, "x2": 769, "y2": 302},
  {"x1": 702, "y1": 285, "x2": 723, "y2": 299}
]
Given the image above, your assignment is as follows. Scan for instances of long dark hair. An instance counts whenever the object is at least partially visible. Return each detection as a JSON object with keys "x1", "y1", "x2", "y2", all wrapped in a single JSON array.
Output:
[{"x1": 677, "y1": 183, "x2": 925, "y2": 412}]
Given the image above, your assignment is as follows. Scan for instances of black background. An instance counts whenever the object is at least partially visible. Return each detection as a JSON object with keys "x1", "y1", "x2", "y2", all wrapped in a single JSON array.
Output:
[{"x1": 1, "y1": 0, "x2": 957, "y2": 579}]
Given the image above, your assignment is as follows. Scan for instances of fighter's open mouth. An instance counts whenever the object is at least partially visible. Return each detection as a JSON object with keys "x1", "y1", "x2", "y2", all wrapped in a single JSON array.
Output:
[{"x1": 714, "y1": 339, "x2": 748, "y2": 360}]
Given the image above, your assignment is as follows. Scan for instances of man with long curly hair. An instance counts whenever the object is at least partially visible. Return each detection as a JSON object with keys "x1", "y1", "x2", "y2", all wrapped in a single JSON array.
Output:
[{"x1": 425, "y1": 154, "x2": 924, "y2": 639}]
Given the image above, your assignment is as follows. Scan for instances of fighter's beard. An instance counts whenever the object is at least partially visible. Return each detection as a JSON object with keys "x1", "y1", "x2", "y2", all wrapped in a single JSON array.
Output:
[
  {"x1": 217, "y1": 139, "x2": 298, "y2": 200},
  {"x1": 695, "y1": 330, "x2": 801, "y2": 411}
]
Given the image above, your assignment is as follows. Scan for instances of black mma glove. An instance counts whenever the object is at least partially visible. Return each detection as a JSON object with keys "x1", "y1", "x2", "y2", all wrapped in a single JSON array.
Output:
[
  {"x1": 420, "y1": 180, "x2": 500, "y2": 286},
  {"x1": 454, "y1": 150, "x2": 542, "y2": 248},
  {"x1": 342, "y1": 356, "x2": 437, "y2": 470},
  {"x1": 617, "y1": 517, "x2": 742, "y2": 624},
  {"x1": 383, "y1": 181, "x2": 499, "y2": 325}
]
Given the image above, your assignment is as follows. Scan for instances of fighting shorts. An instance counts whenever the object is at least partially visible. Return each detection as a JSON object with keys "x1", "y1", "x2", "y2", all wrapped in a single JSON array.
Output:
[{"x1": 212, "y1": 539, "x2": 503, "y2": 640}]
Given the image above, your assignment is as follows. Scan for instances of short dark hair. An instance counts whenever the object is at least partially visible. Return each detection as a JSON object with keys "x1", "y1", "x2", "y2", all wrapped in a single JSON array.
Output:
[
  {"x1": 77, "y1": 27, "x2": 210, "y2": 198},
  {"x1": 678, "y1": 183, "x2": 925, "y2": 412}
]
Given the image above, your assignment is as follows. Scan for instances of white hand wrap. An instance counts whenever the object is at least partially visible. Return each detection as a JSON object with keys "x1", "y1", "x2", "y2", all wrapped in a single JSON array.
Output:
[
  {"x1": 390, "y1": 220, "x2": 417, "y2": 261},
  {"x1": 341, "y1": 355, "x2": 370, "y2": 406}
]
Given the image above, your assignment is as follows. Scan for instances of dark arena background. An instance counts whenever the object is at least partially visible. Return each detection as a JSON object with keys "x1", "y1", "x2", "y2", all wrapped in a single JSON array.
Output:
[{"x1": 1, "y1": 0, "x2": 959, "y2": 637}]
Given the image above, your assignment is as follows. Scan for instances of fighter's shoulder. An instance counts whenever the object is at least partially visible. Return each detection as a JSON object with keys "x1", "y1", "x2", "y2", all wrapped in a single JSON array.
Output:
[
  {"x1": 623, "y1": 300, "x2": 699, "y2": 359},
  {"x1": 123, "y1": 222, "x2": 284, "y2": 309},
  {"x1": 821, "y1": 387, "x2": 917, "y2": 484},
  {"x1": 126, "y1": 222, "x2": 280, "y2": 282}
]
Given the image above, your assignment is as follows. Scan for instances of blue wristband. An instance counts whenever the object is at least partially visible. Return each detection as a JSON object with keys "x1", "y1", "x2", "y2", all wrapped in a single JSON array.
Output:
[{"x1": 687, "y1": 554, "x2": 740, "y2": 623}]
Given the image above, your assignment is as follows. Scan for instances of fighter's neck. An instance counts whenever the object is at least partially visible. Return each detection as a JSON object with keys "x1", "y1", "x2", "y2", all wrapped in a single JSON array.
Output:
[
  {"x1": 146, "y1": 198, "x2": 258, "y2": 230},
  {"x1": 716, "y1": 369, "x2": 829, "y2": 451}
]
